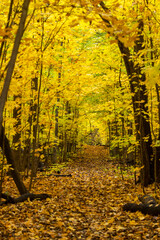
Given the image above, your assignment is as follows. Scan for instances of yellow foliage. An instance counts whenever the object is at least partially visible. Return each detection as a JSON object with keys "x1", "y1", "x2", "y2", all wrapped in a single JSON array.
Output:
[{"x1": 145, "y1": 64, "x2": 160, "y2": 87}]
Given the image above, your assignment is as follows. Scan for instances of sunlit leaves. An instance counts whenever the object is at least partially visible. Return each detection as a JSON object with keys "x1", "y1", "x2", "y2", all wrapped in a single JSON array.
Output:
[
  {"x1": 145, "y1": 63, "x2": 160, "y2": 87},
  {"x1": 1, "y1": 0, "x2": 159, "y2": 152}
]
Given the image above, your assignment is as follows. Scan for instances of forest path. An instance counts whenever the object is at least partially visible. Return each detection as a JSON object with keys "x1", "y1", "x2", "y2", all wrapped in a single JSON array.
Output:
[
  {"x1": 68, "y1": 145, "x2": 110, "y2": 172},
  {"x1": 1, "y1": 146, "x2": 159, "y2": 239}
]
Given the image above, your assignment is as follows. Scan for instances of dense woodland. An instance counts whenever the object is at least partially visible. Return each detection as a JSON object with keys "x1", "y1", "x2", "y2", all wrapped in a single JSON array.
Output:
[{"x1": 0, "y1": 0, "x2": 160, "y2": 238}]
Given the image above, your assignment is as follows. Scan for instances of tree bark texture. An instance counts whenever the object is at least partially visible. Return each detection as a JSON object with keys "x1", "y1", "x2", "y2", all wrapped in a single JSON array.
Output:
[
  {"x1": 117, "y1": 39, "x2": 153, "y2": 186},
  {"x1": 99, "y1": 2, "x2": 154, "y2": 186},
  {"x1": 0, "y1": 0, "x2": 30, "y2": 132},
  {"x1": 0, "y1": 126, "x2": 28, "y2": 194}
]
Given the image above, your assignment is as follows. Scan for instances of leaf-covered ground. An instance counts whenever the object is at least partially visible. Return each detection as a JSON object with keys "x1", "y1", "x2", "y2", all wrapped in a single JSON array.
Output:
[{"x1": 0, "y1": 145, "x2": 160, "y2": 239}]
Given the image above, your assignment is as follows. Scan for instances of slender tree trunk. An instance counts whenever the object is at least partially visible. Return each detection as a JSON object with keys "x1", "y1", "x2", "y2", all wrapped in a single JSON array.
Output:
[
  {"x1": 53, "y1": 79, "x2": 60, "y2": 162},
  {"x1": 53, "y1": 40, "x2": 64, "y2": 162},
  {"x1": 0, "y1": 0, "x2": 30, "y2": 193},
  {"x1": 0, "y1": 0, "x2": 14, "y2": 68},
  {"x1": 117, "y1": 23, "x2": 154, "y2": 186},
  {"x1": 99, "y1": 2, "x2": 154, "y2": 186},
  {"x1": 155, "y1": 84, "x2": 160, "y2": 182},
  {"x1": 0, "y1": 126, "x2": 28, "y2": 194},
  {"x1": 29, "y1": 77, "x2": 38, "y2": 190},
  {"x1": 156, "y1": 84, "x2": 160, "y2": 140},
  {"x1": 13, "y1": 94, "x2": 23, "y2": 172},
  {"x1": 0, "y1": 0, "x2": 30, "y2": 132}
]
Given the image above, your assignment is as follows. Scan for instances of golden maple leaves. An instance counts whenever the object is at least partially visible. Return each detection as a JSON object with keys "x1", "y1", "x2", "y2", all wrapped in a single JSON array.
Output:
[{"x1": 0, "y1": 145, "x2": 160, "y2": 239}]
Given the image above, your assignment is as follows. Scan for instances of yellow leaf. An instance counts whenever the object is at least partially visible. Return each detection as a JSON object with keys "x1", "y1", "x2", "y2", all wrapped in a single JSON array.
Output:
[
  {"x1": 116, "y1": 225, "x2": 126, "y2": 231},
  {"x1": 107, "y1": 217, "x2": 115, "y2": 224},
  {"x1": 68, "y1": 226, "x2": 75, "y2": 231},
  {"x1": 57, "y1": 221, "x2": 64, "y2": 227},
  {"x1": 69, "y1": 20, "x2": 79, "y2": 28},
  {"x1": 129, "y1": 220, "x2": 137, "y2": 225}
]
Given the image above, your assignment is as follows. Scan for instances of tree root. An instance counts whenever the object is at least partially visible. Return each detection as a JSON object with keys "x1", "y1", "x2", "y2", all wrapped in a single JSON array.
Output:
[
  {"x1": 0, "y1": 192, "x2": 51, "y2": 205},
  {"x1": 123, "y1": 195, "x2": 160, "y2": 216}
]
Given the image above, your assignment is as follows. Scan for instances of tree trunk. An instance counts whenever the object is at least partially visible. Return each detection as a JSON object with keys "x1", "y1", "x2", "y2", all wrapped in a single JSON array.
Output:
[
  {"x1": 0, "y1": 126, "x2": 28, "y2": 194},
  {"x1": 53, "y1": 41, "x2": 64, "y2": 162},
  {"x1": 13, "y1": 94, "x2": 23, "y2": 172},
  {"x1": 117, "y1": 24, "x2": 154, "y2": 186},
  {"x1": 99, "y1": 2, "x2": 154, "y2": 186},
  {"x1": 0, "y1": 0, "x2": 30, "y2": 193},
  {"x1": 0, "y1": 0, "x2": 30, "y2": 132},
  {"x1": 156, "y1": 83, "x2": 160, "y2": 140}
]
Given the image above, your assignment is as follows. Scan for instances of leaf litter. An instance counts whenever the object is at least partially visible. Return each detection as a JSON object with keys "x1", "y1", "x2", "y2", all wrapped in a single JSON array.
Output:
[{"x1": 0, "y1": 145, "x2": 160, "y2": 239}]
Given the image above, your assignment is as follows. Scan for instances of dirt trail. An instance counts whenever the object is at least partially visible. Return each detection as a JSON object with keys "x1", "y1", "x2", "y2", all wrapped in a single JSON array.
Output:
[
  {"x1": 68, "y1": 145, "x2": 110, "y2": 170},
  {"x1": 1, "y1": 145, "x2": 159, "y2": 239}
]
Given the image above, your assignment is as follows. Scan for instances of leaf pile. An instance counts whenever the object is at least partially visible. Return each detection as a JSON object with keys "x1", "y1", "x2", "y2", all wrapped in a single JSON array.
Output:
[{"x1": 0, "y1": 145, "x2": 160, "y2": 239}]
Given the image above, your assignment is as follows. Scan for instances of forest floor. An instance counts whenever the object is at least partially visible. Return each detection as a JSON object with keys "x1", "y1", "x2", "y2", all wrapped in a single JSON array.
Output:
[{"x1": 0, "y1": 145, "x2": 160, "y2": 239}]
